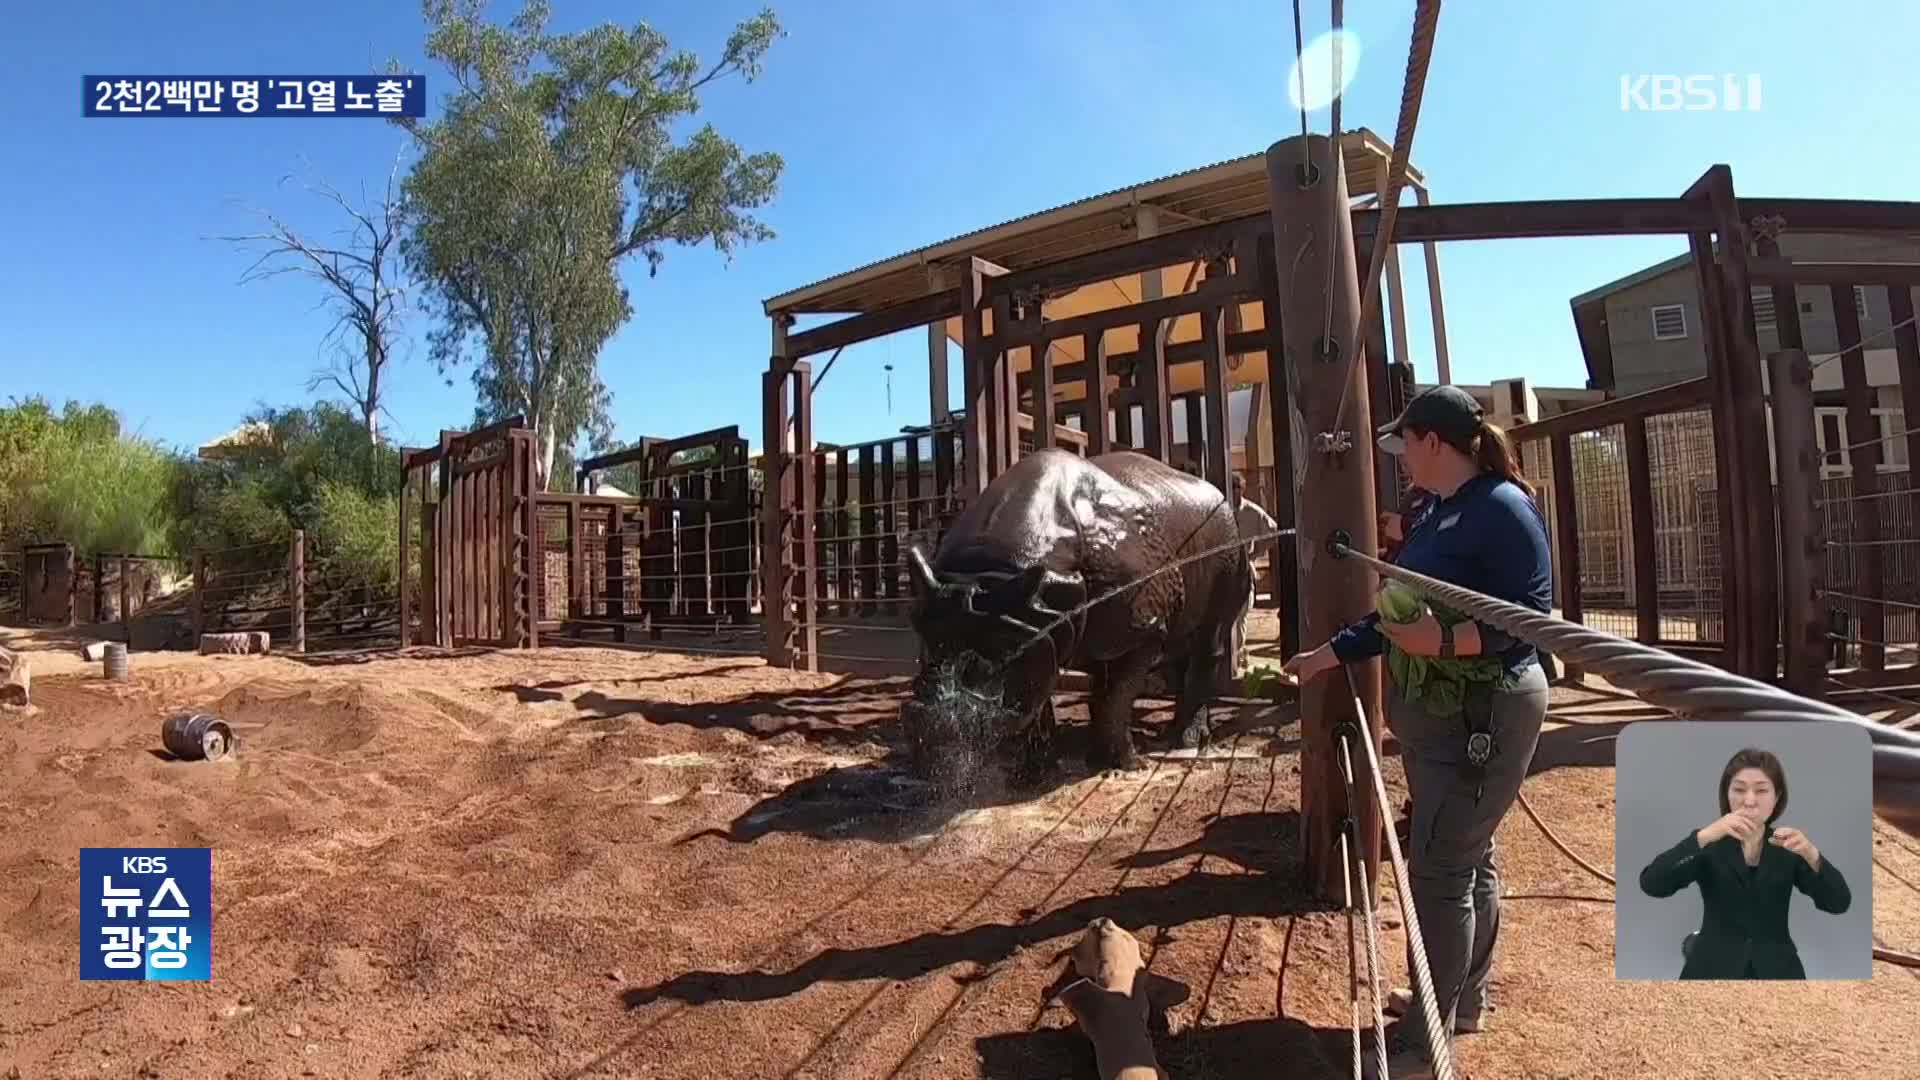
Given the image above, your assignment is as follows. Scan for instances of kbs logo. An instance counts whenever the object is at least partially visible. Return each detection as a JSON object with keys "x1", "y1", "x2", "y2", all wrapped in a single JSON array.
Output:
[{"x1": 1620, "y1": 74, "x2": 1762, "y2": 112}]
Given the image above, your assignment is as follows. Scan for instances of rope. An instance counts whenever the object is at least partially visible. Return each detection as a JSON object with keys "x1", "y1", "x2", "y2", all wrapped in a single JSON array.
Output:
[
  {"x1": 1338, "y1": 664, "x2": 1456, "y2": 1078},
  {"x1": 1514, "y1": 789, "x2": 1614, "y2": 886}
]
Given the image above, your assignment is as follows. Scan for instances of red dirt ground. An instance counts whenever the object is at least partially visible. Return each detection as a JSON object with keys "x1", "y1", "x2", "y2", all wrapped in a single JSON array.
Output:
[{"x1": 2, "y1": 635, "x2": 1918, "y2": 1079}]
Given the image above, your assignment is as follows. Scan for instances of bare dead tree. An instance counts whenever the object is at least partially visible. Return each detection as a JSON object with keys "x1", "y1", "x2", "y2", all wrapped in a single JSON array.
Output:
[{"x1": 215, "y1": 148, "x2": 410, "y2": 445}]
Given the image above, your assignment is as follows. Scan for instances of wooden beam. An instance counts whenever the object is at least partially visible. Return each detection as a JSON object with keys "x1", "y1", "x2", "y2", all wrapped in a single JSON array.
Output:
[
  {"x1": 1199, "y1": 305, "x2": 1232, "y2": 490},
  {"x1": 1085, "y1": 330, "x2": 1112, "y2": 455},
  {"x1": 1510, "y1": 377, "x2": 1713, "y2": 443},
  {"x1": 1365, "y1": 197, "x2": 1712, "y2": 242},
  {"x1": 1690, "y1": 228, "x2": 1749, "y2": 676},
  {"x1": 1747, "y1": 259, "x2": 1920, "y2": 287},
  {"x1": 1887, "y1": 287, "x2": 1920, "y2": 492},
  {"x1": 927, "y1": 265, "x2": 950, "y2": 423},
  {"x1": 960, "y1": 259, "x2": 995, "y2": 494},
  {"x1": 986, "y1": 216, "x2": 1253, "y2": 301},
  {"x1": 989, "y1": 275, "x2": 1253, "y2": 351},
  {"x1": 783, "y1": 288, "x2": 962, "y2": 361},
  {"x1": 1739, "y1": 198, "x2": 1920, "y2": 234},
  {"x1": 1017, "y1": 329, "x2": 1268, "y2": 390}
]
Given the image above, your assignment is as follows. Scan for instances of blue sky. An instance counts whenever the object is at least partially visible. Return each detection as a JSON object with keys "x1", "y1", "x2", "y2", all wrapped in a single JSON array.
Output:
[{"x1": 7, "y1": 1, "x2": 1918, "y2": 456}]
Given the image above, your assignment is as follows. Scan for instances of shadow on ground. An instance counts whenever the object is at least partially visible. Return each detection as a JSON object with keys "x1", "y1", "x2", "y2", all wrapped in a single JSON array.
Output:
[
  {"x1": 1527, "y1": 718, "x2": 1630, "y2": 776},
  {"x1": 671, "y1": 698, "x2": 1304, "y2": 848},
  {"x1": 625, "y1": 811, "x2": 1326, "y2": 1011}
]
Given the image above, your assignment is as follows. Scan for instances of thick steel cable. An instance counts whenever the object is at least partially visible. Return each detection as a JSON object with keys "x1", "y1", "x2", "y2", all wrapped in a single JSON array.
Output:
[
  {"x1": 1341, "y1": 831, "x2": 1362, "y2": 1079},
  {"x1": 1338, "y1": 665, "x2": 1455, "y2": 1079},
  {"x1": 1328, "y1": 540, "x2": 1920, "y2": 835},
  {"x1": 1339, "y1": 735, "x2": 1391, "y2": 1079},
  {"x1": 1330, "y1": 0, "x2": 1442, "y2": 439},
  {"x1": 1810, "y1": 312, "x2": 1920, "y2": 370}
]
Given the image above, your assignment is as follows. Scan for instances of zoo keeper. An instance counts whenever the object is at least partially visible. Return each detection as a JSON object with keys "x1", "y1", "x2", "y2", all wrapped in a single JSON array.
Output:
[{"x1": 1282, "y1": 384, "x2": 1554, "y2": 1080}]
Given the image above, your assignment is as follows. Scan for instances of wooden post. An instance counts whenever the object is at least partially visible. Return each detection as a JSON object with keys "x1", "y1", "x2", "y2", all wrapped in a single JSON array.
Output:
[
  {"x1": 290, "y1": 529, "x2": 306, "y2": 654},
  {"x1": 1413, "y1": 185, "x2": 1452, "y2": 385},
  {"x1": 1255, "y1": 231, "x2": 1300, "y2": 658},
  {"x1": 960, "y1": 264, "x2": 990, "y2": 494},
  {"x1": 928, "y1": 265, "x2": 951, "y2": 425},
  {"x1": 398, "y1": 471, "x2": 412, "y2": 646},
  {"x1": 1623, "y1": 418, "x2": 1660, "y2": 644},
  {"x1": 763, "y1": 354, "x2": 793, "y2": 667},
  {"x1": 1767, "y1": 349, "x2": 1826, "y2": 697},
  {"x1": 793, "y1": 362, "x2": 819, "y2": 672},
  {"x1": 520, "y1": 432, "x2": 539, "y2": 649},
  {"x1": 1549, "y1": 434, "x2": 1584, "y2": 681},
  {"x1": 118, "y1": 555, "x2": 130, "y2": 643},
  {"x1": 92, "y1": 553, "x2": 104, "y2": 624},
  {"x1": 1084, "y1": 330, "x2": 1112, "y2": 455},
  {"x1": 1832, "y1": 282, "x2": 1885, "y2": 672},
  {"x1": 1699, "y1": 167, "x2": 1779, "y2": 680},
  {"x1": 1266, "y1": 133, "x2": 1382, "y2": 905},
  {"x1": 1034, "y1": 342, "x2": 1058, "y2": 450},
  {"x1": 1139, "y1": 318, "x2": 1171, "y2": 460},
  {"x1": 192, "y1": 550, "x2": 206, "y2": 647},
  {"x1": 1688, "y1": 232, "x2": 1746, "y2": 675},
  {"x1": 1200, "y1": 306, "x2": 1232, "y2": 490}
]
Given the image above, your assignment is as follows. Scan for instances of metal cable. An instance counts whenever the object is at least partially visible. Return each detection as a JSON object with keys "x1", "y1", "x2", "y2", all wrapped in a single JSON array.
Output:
[
  {"x1": 1339, "y1": 735, "x2": 1391, "y2": 1078},
  {"x1": 1338, "y1": 664, "x2": 1455, "y2": 1079},
  {"x1": 1823, "y1": 590, "x2": 1920, "y2": 613},
  {"x1": 1326, "y1": 540, "x2": 1920, "y2": 826},
  {"x1": 1810, "y1": 312, "x2": 1920, "y2": 370},
  {"x1": 1330, "y1": 0, "x2": 1442, "y2": 441}
]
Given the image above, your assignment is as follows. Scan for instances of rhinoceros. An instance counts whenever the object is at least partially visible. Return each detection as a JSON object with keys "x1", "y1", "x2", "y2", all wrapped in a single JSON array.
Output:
[{"x1": 901, "y1": 448, "x2": 1251, "y2": 786}]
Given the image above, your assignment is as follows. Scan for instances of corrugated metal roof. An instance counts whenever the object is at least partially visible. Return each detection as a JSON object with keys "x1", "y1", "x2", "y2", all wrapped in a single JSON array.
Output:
[{"x1": 764, "y1": 128, "x2": 1420, "y2": 317}]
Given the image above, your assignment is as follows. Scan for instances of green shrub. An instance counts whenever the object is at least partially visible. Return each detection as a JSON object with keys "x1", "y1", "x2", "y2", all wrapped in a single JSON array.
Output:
[{"x1": 308, "y1": 480, "x2": 397, "y2": 589}]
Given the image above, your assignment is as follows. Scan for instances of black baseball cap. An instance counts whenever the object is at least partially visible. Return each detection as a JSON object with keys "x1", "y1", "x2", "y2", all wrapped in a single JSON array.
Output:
[{"x1": 1376, "y1": 384, "x2": 1483, "y2": 454}]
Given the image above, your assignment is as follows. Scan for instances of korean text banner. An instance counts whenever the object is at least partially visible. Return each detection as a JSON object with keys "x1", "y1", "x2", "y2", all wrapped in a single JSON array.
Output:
[
  {"x1": 80, "y1": 848, "x2": 212, "y2": 981},
  {"x1": 84, "y1": 76, "x2": 425, "y2": 118}
]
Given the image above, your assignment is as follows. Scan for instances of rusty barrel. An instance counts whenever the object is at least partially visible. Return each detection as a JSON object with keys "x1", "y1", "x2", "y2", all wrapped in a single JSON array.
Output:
[
  {"x1": 162, "y1": 712, "x2": 235, "y2": 762},
  {"x1": 103, "y1": 643, "x2": 128, "y2": 682}
]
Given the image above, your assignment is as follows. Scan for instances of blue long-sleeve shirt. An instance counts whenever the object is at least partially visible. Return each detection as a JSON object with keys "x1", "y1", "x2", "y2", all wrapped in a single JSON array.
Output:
[{"x1": 1329, "y1": 473, "x2": 1554, "y2": 673}]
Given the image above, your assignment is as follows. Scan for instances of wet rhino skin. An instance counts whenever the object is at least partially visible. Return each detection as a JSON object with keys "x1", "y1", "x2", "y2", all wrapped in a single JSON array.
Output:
[{"x1": 904, "y1": 448, "x2": 1251, "y2": 782}]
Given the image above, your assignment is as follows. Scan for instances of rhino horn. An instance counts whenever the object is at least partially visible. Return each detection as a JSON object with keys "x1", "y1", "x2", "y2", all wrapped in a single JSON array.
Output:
[{"x1": 907, "y1": 544, "x2": 939, "y2": 596}]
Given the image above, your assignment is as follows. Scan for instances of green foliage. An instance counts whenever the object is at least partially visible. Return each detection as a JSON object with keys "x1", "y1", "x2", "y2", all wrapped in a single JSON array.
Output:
[
  {"x1": 0, "y1": 396, "x2": 182, "y2": 555},
  {"x1": 392, "y1": 0, "x2": 784, "y2": 488},
  {"x1": 1379, "y1": 587, "x2": 1508, "y2": 718},
  {"x1": 308, "y1": 480, "x2": 399, "y2": 589},
  {"x1": 170, "y1": 402, "x2": 403, "y2": 582}
]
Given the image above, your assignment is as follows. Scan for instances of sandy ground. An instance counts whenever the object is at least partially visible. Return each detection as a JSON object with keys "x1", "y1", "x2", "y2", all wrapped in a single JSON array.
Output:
[{"x1": 2, "y1": 629, "x2": 1919, "y2": 1080}]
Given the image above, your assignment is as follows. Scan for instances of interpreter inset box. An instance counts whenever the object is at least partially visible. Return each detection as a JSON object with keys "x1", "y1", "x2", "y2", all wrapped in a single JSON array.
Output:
[{"x1": 1613, "y1": 720, "x2": 1871, "y2": 980}]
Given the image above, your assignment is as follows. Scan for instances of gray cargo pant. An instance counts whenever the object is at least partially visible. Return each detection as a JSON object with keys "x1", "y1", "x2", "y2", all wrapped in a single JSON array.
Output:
[{"x1": 1387, "y1": 661, "x2": 1548, "y2": 1056}]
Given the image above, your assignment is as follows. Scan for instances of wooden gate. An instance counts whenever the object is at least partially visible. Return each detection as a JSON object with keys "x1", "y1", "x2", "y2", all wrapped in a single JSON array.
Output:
[{"x1": 400, "y1": 419, "x2": 539, "y2": 649}]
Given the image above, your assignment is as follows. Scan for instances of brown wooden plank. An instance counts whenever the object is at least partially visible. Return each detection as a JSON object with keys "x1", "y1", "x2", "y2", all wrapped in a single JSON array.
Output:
[
  {"x1": 1256, "y1": 231, "x2": 1299, "y2": 657},
  {"x1": 836, "y1": 447, "x2": 852, "y2": 615},
  {"x1": 960, "y1": 260, "x2": 992, "y2": 494},
  {"x1": 793, "y1": 365, "x2": 819, "y2": 671},
  {"x1": 991, "y1": 275, "x2": 1251, "y2": 352},
  {"x1": 987, "y1": 215, "x2": 1257, "y2": 301},
  {"x1": 1136, "y1": 319, "x2": 1169, "y2": 459},
  {"x1": 1084, "y1": 330, "x2": 1112, "y2": 455},
  {"x1": 1035, "y1": 342, "x2": 1057, "y2": 450},
  {"x1": 881, "y1": 440, "x2": 899, "y2": 603},
  {"x1": 1200, "y1": 306, "x2": 1232, "y2": 490},
  {"x1": 1766, "y1": 348, "x2": 1825, "y2": 697},
  {"x1": 1183, "y1": 394, "x2": 1203, "y2": 469},
  {"x1": 1623, "y1": 416, "x2": 1660, "y2": 643},
  {"x1": 782, "y1": 289, "x2": 962, "y2": 361},
  {"x1": 1703, "y1": 167, "x2": 1779, "y2": 682},
  {"x1": 1688, "y1": 231, "x2": 1747, "y2": 675},
  {"x1": 1888, "y1": 287, "x2": 1920, "y2": 503},
  {"x1": 1550, "y1": 433, "x2": 1584, "y2": 679},
  {"x1": 1511, "y1": 377, "x2": 1713, "y2": 444},
  {"x1": 858, "y1": 443, "x2": 878, "y2": 616},
  {"x1": 815, "y1": 447, "x2": 830, "y2": 610},
  {"x1": 1832, "y1": 282, "x2": 1886, "y2": 672}
]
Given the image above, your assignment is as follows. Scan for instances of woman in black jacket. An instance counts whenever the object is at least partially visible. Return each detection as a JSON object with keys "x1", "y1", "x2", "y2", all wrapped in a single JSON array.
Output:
[{"x1": 1638, "y1": 747, "x2": 1852, "y2": 979}]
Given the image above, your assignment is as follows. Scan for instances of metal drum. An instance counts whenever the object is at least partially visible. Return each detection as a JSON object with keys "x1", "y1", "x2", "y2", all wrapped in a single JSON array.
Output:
[
  {"x1": 161, "y1": 712, "x2": 236, "y2": 762},
  {"x1": 103, "y1": 643, "x2": 128, "y2": 682}
]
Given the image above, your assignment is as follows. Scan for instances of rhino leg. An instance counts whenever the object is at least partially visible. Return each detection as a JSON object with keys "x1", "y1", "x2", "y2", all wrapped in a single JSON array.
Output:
[
  {"x1": 1172, "y1": 652, "x2": 1219, "y2": 750},
  {"x1": 1009, "y1": 698, "x2": 1061, "y2": 789},
  {"x1": 1087, "y1": 651, "x2": 1153, "y2": 772}
]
